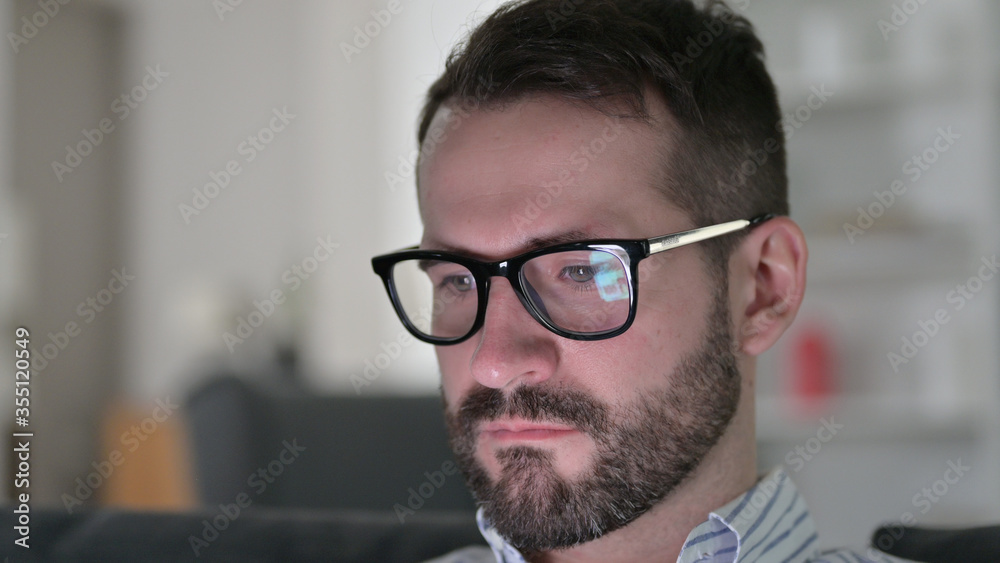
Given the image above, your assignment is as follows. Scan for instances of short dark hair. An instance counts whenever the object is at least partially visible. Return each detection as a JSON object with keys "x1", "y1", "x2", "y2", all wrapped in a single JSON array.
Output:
[{"x1": 418, "y1": 0, "x2": 787, "y2": 270}]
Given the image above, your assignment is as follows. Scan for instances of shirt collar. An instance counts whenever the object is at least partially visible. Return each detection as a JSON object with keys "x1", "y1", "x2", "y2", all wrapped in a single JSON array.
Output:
[
  {"x1": 476, "y1": 467, "x2": 818, "y2": 563},
  {"x1": 678, "y1": 467, "x2": 818, "y2": 563},
  {"x1": 476, "y1": 508, "x2": 528, "y2": 563}
]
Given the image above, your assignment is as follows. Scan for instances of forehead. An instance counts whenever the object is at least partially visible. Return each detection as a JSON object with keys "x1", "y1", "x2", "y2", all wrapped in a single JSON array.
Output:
[{"x1": 417, "y1": 95, "x2": 683, "y2": 259}]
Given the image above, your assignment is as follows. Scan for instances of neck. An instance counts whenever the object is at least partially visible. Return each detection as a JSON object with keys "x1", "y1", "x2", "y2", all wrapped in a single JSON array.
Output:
[{"x1": 534, "y1": 362, "x2": 758, "y2": 563}]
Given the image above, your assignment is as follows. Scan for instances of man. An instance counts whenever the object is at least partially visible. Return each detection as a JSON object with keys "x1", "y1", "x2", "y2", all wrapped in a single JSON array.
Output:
[{"x1": 372, "y1": 1, "x2": 910, "y2": 561}]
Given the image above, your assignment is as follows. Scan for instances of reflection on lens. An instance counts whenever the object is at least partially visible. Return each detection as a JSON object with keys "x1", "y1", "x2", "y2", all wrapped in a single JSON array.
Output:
[
  {"x1": 520, "y1": 249, "x2": 629, "y2": 335},
  {"x1": 392, "y1": 259, "x2": 478, "y2": 339}
]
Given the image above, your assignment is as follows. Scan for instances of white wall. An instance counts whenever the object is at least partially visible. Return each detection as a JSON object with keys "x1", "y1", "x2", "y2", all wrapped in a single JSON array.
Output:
[
  {"x1": 107, "y1": 0, "x2": 508, "y2": 400},
  {"x1": 118, "y1": 0, "x2": 301, "y2": 400}
]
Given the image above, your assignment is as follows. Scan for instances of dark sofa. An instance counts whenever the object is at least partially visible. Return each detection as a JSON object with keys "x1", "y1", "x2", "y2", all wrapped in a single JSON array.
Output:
[
  {"x1": 1, "y1": 374, "x2": 487, "y2": 562},
  {"x1": 0, "y1": 507, "x2": 483, "y2": 562},
  {"x1": 183, "y1": 374, "x2": 477, "y2": 513}
]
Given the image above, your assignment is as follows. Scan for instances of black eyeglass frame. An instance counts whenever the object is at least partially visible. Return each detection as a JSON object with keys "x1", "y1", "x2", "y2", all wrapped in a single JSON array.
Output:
[{"x1": 371, "y1": 214, "x2": 775, "y2": 345}]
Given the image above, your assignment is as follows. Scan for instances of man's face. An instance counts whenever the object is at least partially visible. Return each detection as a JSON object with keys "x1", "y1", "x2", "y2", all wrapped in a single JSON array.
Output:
[{"x1": 418, "y1": 96, "x2": 741, "y2": 551}]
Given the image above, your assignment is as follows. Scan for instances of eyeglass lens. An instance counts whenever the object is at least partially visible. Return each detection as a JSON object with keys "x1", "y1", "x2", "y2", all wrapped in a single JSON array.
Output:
[{"x1": 390, "y1": 249, "x2": 631, "y2": 340}]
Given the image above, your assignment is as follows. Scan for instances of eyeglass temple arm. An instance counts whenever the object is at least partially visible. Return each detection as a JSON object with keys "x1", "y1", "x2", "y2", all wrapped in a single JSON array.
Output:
[{"x1": 647, "y1": 214, "x2": 775, "y2": 255}]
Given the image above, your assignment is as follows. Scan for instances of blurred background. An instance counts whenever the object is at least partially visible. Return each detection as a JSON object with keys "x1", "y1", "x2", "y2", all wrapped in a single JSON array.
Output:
[{"x1": 0, "y1": 0, "x2": 997, "y2": 552}]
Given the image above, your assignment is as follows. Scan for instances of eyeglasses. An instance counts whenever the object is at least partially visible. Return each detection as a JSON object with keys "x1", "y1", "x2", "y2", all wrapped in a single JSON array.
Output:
[{"x1": 371, "y1": 214, "x2": 774, "y2": 345}]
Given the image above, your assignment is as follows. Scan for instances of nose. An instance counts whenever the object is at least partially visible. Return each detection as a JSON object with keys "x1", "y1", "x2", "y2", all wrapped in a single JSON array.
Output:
[{"x1": 468, "y1": 277, "x2": 559, "y2": 390}]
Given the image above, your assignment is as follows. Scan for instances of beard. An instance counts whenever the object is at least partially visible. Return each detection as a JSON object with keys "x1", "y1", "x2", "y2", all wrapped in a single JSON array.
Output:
[{"x1": 443, "y1": 280, "x2": 742, "y2": 553}]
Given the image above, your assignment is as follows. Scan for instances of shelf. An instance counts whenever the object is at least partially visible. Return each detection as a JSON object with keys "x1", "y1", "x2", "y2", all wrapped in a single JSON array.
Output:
[
  {"x1": 756, "y1": 394, "x2": 989, "y2": 443},
  {"x1": 773, "y1": 58, "x2": 975, "y2": 112},
  {"x1": 803, "y1": 227, "x2": 973, "y2": 287}
]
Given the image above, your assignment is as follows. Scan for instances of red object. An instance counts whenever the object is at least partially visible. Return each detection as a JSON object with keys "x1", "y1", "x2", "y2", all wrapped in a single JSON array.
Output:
[{"x1": 789, "y1": 324, "x2": 836, "y2": 411}]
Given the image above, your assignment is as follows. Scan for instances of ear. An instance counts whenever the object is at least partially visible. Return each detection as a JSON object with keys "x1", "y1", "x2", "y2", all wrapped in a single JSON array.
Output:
[{"x1": 730, "y1": 216, "x2": 808, "y2": 356}]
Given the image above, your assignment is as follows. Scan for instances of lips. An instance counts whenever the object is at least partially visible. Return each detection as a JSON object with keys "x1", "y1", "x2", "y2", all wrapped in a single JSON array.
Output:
[{"x1": 481, "y1": 419, "x2": 578, "y2": 442}]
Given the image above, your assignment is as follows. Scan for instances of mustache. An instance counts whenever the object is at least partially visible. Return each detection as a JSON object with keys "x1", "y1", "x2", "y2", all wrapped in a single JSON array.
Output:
[{"x1": 454, "y1": 385, "x2": 609, "y2": 436}]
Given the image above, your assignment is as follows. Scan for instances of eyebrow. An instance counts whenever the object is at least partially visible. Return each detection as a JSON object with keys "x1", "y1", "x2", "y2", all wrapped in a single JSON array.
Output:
[
  {"x1": 427, "y1": 229, "x2": 597, "y2": 258},
  {"x1": 525, "y1": 230, "x2": 593, "y2": 250}
]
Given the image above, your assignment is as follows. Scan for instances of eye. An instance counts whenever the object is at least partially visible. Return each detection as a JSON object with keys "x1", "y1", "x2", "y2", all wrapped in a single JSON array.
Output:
[
  {"x1": 443, "y1": 274, "x2": 475, "y2": 292},
  {"x1": 563, "y1": 265, "x2": 596, "y2": 283}
]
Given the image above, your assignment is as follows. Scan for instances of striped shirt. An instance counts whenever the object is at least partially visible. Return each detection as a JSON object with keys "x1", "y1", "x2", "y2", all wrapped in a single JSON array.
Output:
[{"x1": 428, "y1": 467, "x2": 919, "y2": 563}]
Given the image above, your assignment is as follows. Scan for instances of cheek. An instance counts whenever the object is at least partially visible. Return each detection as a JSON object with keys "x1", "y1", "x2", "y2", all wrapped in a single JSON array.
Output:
[
  {"x1": 564, "y1": 343, "x2": 638, "y2": 401},
  {"x1": 621, "y1": 258, "x2": 714, "y2": 379},
  {"x1": 634, "y1": 290, "x2": 700, "y2": 355}
]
